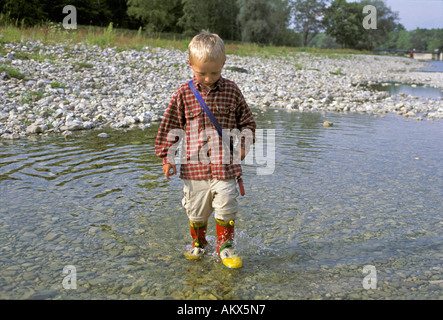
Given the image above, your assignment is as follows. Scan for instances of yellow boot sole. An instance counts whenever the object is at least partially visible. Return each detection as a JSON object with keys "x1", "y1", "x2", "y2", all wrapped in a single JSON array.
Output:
[
  {"x1": 220, "y1": 248, "x2": 243, "y2": 269},
  {"x1": 222, "y1": 256, "x2": 243, "y2": 269},
  {"x1": 184, "y1": 246, "x2": 204, "y2": 260}
]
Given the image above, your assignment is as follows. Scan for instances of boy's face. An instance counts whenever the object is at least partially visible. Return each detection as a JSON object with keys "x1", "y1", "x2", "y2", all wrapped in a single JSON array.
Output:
[{"x1": 188, "y1": 57, "x2": 225, "y2": 90}]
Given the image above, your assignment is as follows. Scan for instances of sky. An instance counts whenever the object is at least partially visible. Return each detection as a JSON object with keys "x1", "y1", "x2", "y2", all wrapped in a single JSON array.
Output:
[
  {"x1": 350, "y1": 0, "x2": 443, "y2": 30},
  {"x1": 385, "y1": 0, "x2": 443, "y2": 30}
]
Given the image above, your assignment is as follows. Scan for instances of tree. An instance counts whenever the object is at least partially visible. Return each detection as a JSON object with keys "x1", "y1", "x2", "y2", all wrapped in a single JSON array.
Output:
[
  {"x1": 322, "y1": 0, "x2": 401, "y2": 50},
  {"x1": 291, "y1": 0, "x2": 328, "y2": 47},
  {"x1": 36, "y1": 0, "x2": 113, "y2": 27},
  {"x1": 359, "y1": 0, "x2": 400, "y2": 50},
  {"x1": 178, "y1": 0, "x2": 239, "y2": 39},
  {"x1": 322, "y1": 0, "x2": 366, "y2": 49},
  {"x1": 308, "y1": 32, "x2": 340, "y2": 49},
  {"x1": 426, "y1": 29, "x2": 443, "y2": 51},
  {"x1": 63, "y1": 0, "x2": 113, "y2": 26},
  {"x1": 105, "y1": 0, "x2": 139, "y2": 29},
  {"x1": 396, "y1": 29, "x2": 412, "y2": 50},
  {"x1": 270, "y1": 0, "x2": 293, "y2": 45},
  {"x1": 2, "y1": 0, "x2": 47, "y2": 26},
  {"x1": 409, "y1": 28, "x2": 443, "y2": 51},
  {"x1": 213, "y1": 0, "x2": 241, "y2": 41},
  {"x1": 127, "y1": 0, "x2": 180, "y2": 33},
  {"x1": 236, "y1": 0, "x2": 290, "y2": 44},
  {"x1": 409, "y1": 28, "x2": 430, "y2": 51}
]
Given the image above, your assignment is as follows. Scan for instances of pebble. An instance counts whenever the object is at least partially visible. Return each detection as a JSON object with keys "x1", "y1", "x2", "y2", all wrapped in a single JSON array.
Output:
[
  {"x1": 97, "y1": 133, "x2": 110, "y2": 138},
  {"x1": 43, "y1": 232, "x2": 59, "y2": 241},
  {"x1": 1, "y1": 40, "x2": 442, "y2": 140},
  {"x1": 28, "y1": 289, "x2": 58, "y2": 300}
]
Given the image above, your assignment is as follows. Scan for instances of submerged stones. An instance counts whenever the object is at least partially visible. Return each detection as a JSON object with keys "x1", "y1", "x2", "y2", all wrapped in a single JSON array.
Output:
[{"x1": 1, "y1": 40, "x2": 443, "y2": 140}]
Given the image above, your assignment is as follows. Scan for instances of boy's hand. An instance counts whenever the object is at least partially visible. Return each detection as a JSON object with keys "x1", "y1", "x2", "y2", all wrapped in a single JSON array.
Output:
[
  {"x1": 163, "y1": 163, "x2": 177, "y2": 179},
  {"x1": 240, "y1": 148, "x2": 247, "y2": 161}
]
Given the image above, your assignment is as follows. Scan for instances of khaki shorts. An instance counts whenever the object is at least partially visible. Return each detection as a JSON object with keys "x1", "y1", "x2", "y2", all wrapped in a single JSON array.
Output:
[{"x1": 182, "y1": 178, "x2": 239, "y2": 223}]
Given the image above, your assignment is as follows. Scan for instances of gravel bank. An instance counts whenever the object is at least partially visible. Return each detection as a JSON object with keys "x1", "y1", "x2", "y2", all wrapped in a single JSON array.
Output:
[{"x1": 1, "y1": 40, "x2": 442, "y2": 140}]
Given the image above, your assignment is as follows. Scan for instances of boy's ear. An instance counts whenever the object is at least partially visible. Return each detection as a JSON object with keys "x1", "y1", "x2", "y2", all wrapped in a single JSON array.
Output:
[{"x1": 187, "y1": 59, "x2": 192, "y2": 67}]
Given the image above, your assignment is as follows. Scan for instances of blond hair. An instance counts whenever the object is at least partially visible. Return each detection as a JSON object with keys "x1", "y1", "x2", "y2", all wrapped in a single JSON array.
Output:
[{"x1": 188, "y1": 30, "x2": 226, "y2": 64}]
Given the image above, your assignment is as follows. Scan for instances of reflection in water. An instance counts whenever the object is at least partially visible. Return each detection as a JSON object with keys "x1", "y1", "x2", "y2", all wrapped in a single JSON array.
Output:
[
  {"x1": 1, "y1": 108, "x2": 443, "y2": 299},
  {"x1": 368, "y1": 81, "x2": 443, "y2": 100}
]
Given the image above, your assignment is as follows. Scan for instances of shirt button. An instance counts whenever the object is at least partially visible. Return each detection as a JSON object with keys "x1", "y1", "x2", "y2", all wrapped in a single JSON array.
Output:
[
  {"x1": 190, "y1": 112, "x2": 193, "y2": 116},
  {"x1": 207, "y1": 137, "x2": 211, "y2": 142}
]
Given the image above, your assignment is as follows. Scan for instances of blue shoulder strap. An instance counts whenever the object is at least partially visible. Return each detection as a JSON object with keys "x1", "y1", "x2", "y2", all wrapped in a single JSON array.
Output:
[{"x1": 188, "y1": 80, "x2": 233, "y2": 151}]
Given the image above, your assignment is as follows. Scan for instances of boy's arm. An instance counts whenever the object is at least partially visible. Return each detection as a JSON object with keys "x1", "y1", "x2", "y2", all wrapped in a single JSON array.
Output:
[
  {"x1": 236, "y1": 91, "x2": 256, "y2": 159},
  {"x1": 155, "y1": 92, "x2": 184, "y2": 177}
]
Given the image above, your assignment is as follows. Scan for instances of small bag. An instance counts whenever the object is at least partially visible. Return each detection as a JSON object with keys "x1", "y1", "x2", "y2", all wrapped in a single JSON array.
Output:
[{"x1": 188, "y1": 80, "x2": 245, "y2": 196}]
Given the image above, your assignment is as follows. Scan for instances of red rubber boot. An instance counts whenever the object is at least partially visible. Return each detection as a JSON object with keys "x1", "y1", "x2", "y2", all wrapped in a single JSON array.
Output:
[
  {"x1": 216, "y1": 219, "x2": 242, "y2": 268},
  {"x1": 184, "y1": 221, "x2": 208, "y2": 260}
]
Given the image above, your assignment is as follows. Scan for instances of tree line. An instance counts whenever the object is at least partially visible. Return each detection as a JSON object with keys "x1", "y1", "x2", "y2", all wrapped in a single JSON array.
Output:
[{"x1": 1, "y1": 0, "x2": 442, "y2": 51}]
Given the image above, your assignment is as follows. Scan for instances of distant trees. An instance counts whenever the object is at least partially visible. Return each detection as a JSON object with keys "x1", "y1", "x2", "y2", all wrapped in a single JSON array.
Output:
[
  {"x1": 377, "y1": 26, "x2": 443, "y2": 51},
  {"x1": 178, "y1": 0, "x2": 292, "y2": 45},
  {"x1": 127, "y1": 0, "x2": 182, "y2": 33},
  {"x1": 1, "y1": 0, "x2": 47, "y2": 26},
  {"x1": 0, "y1": 0, "x2": 133, "y2": 28},
  {"x1": 178, "y1": 0, "x2": 239, "y2": 39},
  {"x1": 322, "y1": 0, "x2": 400, "y2": 50},
  {"x1": 409, "y1": 28, "x2": 443, "y2": 51},
  {"x1": 1, "y1": 0, "x2": 442, "y2": 51},
  {"x1": 322, "y1": 0, "x2": 365, "y2": 49},
  {"x1": 236, "y1": 0, "x2": 291, "y2": 44},
  {"x1": 359, "y1": 0, "x2": 400, "y2": 50},
  {"x1": 395, "y1": 29, "x2": 412, "y2": 50},
  {"x1": 0, "y1": 0, "x2": 299, "y2": 45}
]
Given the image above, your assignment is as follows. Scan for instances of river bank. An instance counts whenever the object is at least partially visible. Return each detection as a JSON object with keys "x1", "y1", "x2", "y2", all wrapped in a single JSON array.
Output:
[{"x1": 1, "y1": 40, "x2": 442, "y2": 140}]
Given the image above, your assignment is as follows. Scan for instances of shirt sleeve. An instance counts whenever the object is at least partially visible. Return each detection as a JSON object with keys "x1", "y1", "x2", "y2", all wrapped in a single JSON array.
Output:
[
  {"x1": 235, "y1": 89, "x2": 256, "y2": 150},
  {"x1": 155, "y1": 90, "x2": 185, "y2": 165}
]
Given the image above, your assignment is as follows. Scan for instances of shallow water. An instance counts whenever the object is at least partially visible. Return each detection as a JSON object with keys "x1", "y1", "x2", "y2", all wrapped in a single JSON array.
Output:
[
  {"x1": 419, "y1": 61, "x2": 443, "y2": 73},
  {"x1": 1, "y1": 108, "x2": 442, "y2": 300},
  {"x1": 368, "y1": 81, "x2": 443, "y2": 100}
]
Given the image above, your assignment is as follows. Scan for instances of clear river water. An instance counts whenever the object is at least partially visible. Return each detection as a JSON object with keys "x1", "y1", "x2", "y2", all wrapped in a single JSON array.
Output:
[{"x1": 1, "y1": 107, "x2": 442, "y2": 300}]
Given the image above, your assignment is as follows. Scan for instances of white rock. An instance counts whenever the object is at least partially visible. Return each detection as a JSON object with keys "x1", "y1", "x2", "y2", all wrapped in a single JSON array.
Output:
[
  {"x1": 98, "y1": 133, "x2": 110, "y2": 138},
  {"x1": 63, "y1": 120, "x2": 83, "y2": 131},
  {"x1": 26, "y1": 124, "x2": 48, "y2": 134}
]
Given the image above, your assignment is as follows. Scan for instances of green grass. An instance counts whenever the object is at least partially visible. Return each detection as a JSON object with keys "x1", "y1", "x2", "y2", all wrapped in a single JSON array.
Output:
[
  {"x1": 50, "y1": 81, "x2": 66, "y2": 88},
  {"x1": 329, "y1": 68, "x2": 346, "y2": 76},
  {"x1": 74, "y1": 62, "x2": 94, "y2": 69},
  {"x1": 0, "y1": 21, "x2": 373, "y2": 58},
  {"x1": 0, "y1": 63, "x2": 27, "y2": 79},
  {"x1": 21, "y1": 89, "x2": 44, "y2": 104},
  {"x1": 0, "y1": 22, "x2": 189, "y2": 52}
]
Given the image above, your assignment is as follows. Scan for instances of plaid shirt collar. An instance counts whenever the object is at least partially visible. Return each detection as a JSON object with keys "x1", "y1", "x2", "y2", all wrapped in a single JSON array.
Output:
[{"x1": 193, "y1": 75, "x2": 225, "y2": 92}]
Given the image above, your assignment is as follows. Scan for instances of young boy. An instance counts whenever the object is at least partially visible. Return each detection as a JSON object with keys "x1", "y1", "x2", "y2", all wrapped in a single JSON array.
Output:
[{"x1": 155, "y1": 31, "x2": 256, "y2": 269}]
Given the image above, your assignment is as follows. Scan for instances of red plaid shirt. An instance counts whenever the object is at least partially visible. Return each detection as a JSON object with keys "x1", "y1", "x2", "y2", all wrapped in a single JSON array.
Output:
[{"x1": 155, "y1": 76, "x2": 256, "y2": 180}]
